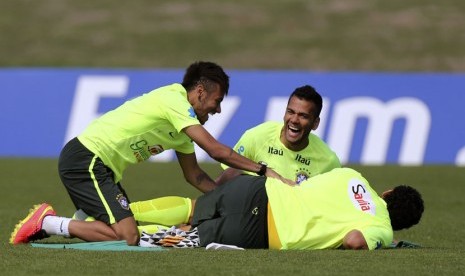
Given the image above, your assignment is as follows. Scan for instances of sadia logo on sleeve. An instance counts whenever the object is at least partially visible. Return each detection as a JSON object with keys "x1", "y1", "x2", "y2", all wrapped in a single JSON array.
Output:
[{"x1": 348, "y1": 179, "x2": 376, "y2": 215}]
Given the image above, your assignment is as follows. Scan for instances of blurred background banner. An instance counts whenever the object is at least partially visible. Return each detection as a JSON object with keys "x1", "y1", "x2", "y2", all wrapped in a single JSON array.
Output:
[{"x1": 1, "y1": 68, "x2": 464, "y2": 165}]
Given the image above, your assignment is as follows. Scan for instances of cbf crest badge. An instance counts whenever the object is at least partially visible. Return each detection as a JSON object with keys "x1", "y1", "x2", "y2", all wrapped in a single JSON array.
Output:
[
  {"x1": 116, "y1": 194, "x2": 130, "y2": 210},
  {"x1": 148, "y1": 144, "x2": 164, "y2": 155},
  {"x1": 295, "y1": 168, "x2": 311, "y2": 185}
]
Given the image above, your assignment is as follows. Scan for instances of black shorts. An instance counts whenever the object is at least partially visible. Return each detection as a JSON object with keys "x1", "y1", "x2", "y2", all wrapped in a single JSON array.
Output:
[
  {"x1": 58, "y1": 137, "x2": 133, "y2": 225},
  {"x1": 191, "y1": 174, "x2": 269, "y2": 249}
]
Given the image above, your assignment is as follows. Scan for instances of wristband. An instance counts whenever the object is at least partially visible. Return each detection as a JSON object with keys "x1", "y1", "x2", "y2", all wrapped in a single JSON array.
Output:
[{"x1": 257, "y1": 161, "x2": 268, "y2": 176}]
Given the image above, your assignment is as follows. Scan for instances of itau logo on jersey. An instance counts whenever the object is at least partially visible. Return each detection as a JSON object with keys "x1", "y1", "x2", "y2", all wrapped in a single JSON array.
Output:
[{"x1": 348, "y1": 179, "x2": 376, "y2": 215}]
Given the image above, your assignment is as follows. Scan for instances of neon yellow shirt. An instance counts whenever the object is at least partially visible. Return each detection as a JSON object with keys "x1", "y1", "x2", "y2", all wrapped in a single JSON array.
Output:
[
  {"x1": 222, "y1": 121, "x2": 341, "y2": 183},
  {"x1": 78, "y1": 83, "x2": 199, "y2": 183},
  {"x1": 266, "y1": 168, "x2": 393, "y2": 250}
]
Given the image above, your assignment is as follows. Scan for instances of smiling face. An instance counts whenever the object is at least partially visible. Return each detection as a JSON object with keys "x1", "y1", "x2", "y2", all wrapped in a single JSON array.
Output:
[
  {"x1": 190, "y1": 82, "x2": 224, "y2": 125},
  {"x1": 280, "y1": 95, "x2": 320, "y2": 151}
]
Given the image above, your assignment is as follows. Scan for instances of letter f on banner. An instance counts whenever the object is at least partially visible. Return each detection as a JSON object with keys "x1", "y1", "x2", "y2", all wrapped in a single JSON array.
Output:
[{"x1": 64, "y1": 76, "x2": 129, "y2": 144}]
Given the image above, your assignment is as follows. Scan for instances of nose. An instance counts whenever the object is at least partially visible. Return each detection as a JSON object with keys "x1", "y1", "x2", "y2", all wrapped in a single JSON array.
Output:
[{"x1": 289, "y1": 114, "x2": 299, "y2": 123}]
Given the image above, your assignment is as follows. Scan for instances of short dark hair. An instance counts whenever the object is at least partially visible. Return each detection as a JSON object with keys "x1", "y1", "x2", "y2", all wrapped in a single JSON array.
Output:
[
  {"x1": 384, "y1": 185, "x2": 424, "y2": 231},
  {"x1": 182, "y1": 61, "x2": 229, "y2": 95},
  {"x1": 288, "y1": 85, "x2": 323, "y2": 117}
]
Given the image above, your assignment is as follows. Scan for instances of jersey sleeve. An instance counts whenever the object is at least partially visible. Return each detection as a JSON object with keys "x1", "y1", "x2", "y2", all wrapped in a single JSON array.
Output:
[
  {"x1": 326, "y1": 152, "x2": 342, "y2": 170},
  {"x1": 156, "y1": 87, "x2": 200, "y2": 133},
  {"x1": 310, "y1": 134, "x2": 342, "y2": 171},
  {"x1": 360, "y1": 225, "x2": 393, "y2": 250}
]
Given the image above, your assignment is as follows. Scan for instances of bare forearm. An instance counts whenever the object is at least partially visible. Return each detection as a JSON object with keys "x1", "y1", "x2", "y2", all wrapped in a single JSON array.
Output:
[
  {"x1": 188, "y1": 171, "x2": 218, "y2": 193},
  {"x1": 183, "y1": 126, "x2": 262, "y2": 175},
  {"x1": 212, "y1": 147, "x2": 261, "y2": 174}
]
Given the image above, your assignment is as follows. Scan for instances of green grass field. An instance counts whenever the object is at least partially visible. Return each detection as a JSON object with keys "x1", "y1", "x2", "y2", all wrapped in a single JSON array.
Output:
[
  {"x1": 1, "y1": 0, "x2": 465, "y2": 71},
  {"x1": 2, "y1": 0, "x2": 465, "y2": 274},
  {"x1": 1, "y1": 160, "x2": 464, "y2": 275}
]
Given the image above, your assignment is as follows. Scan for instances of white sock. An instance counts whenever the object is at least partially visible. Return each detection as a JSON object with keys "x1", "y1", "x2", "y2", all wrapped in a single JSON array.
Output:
[{"x1": 42, "y1": 216, "x2": 72, "y2": 237}]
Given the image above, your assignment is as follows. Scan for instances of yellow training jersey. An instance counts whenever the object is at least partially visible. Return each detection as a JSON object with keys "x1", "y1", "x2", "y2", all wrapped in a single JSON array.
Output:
[
  {"x1": 222, "y1": 121, "x2": 340, "y2": 183},
  {"x1": 266, "y1": 168, "x2": 393, "y2": 250},
  {"x1": 78, "y1": 83, "x2": 199, "y2": 183}
]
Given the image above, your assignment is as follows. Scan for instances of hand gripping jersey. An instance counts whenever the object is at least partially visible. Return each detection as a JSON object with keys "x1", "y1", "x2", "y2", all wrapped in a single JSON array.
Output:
[
  {"x1": 78, "y1": 83, "x2": 200, "y2": 183},
  {"x1": 266, "y1": 168, "x2": 393, "y2": 250}
]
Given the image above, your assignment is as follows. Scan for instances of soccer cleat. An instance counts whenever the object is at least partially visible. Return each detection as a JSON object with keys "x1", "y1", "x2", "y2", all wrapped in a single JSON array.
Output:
[
  {"x1": 138, "y1": 231, "x2": 161, "y2": 248},
  {"x1": 9, "y1": 203, "x2": 56, "y2": 245},
  {"x1": 149, "y1": 226, "x2": 200, "y2": 248}
]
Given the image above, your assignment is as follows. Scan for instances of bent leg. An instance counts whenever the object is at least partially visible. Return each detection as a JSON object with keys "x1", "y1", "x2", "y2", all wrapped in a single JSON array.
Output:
[
  {"x1": 68, "y1": 220, "x2": 118, "y2": 241},
  {"x1": 111, "y1": 216, "x2": 140, "y2": 245},
  {"x1": 130, "y1": 196, "x2": 193, "y2": 225},
  {"x1": 62, "y1": 216, "x2": 140, "y2": 245}
]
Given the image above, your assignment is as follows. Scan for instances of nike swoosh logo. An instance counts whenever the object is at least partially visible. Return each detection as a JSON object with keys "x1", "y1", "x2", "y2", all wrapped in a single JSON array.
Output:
[
  {"x1": 60, "y1": 221, "x2": 64, "y2": 233},
  {"x1": 169, "y1": 132, "x2": 175, "y2": 138},
  {"x1": 38, "y1": 206, "x2": 54, "y2": 226}
]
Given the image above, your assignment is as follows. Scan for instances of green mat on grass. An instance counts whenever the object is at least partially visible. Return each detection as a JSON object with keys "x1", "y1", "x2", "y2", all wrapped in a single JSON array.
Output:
[{"x1": 31, "y1": 241, "x2": 165, "y2": 251}]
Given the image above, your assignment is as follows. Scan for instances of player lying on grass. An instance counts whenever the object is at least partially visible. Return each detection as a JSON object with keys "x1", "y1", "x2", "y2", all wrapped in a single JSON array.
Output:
[{"x1": 10, "y1": 168, "x2": 424, "y2": 250}]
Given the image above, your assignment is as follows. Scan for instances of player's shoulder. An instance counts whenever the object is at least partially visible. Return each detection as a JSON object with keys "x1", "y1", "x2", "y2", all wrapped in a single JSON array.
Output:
[
  {"x1": 314, "y1": 168, "x2": 361, "y2": 181},
  {"x1": 245, "y1": 121, "x2": 281, "y2": 133},
  {"x1": 336, "y1": 167, "x2": 361, "y2": 176},
  {"x1": 150, "y1": 83, "x2": 184, "y2": 96},
  {"x1": 308, "y1": 132, "x2": 325, "y2": 142},
  {"x1": 147, "y1": 83, "x2": 190, "y2": 108},
  {"x1": 241, "y1": 122, "x2": 281, "y2": 141},
  {"x1": 308, "y1": 133, "x2": 334, "y2": 149},
  {"x1": 141, "y1": 83, "x2": 181, "y2": 99},
  {"x1": 310, "y1": 133, "x2": 340, "y2": 151}
]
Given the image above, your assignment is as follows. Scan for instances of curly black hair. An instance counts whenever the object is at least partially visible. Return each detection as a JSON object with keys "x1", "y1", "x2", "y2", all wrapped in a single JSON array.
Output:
[{"x1": 384, "y1": 185, "x2": 424, "y2": 231}]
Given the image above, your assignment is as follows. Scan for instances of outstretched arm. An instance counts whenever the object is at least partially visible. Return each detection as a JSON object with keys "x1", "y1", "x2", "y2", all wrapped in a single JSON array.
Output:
[
  {"x1": 342, "y1": 230, "x2": 368, "y2": 250},
  {"x1": 183, "y1": 125, "x2": 294, "y2": 185}
]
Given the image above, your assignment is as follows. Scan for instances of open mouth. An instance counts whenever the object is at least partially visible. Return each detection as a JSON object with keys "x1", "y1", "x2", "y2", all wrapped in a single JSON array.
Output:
[
  {"x1": 288, "y1": 125, "x2": 299, "y2": 132},
  {"x1": 287, "y1": 125, "x2": 301, "y2": 138}
]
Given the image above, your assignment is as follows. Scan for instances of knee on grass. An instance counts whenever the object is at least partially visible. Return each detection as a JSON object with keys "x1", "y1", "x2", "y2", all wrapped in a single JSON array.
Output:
[{"x1": 124, "y1": 233, "x2": 140, "y2": 246}]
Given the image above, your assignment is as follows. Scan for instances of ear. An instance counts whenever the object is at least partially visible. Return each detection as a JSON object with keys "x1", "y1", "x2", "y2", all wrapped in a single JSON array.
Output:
[
  {"x1": 382, "y1": 189, "x2": 393, "y2": 198},
  {"x1": 312, "y1": 117, "x2": 320, "y2": 130},
  {"x1": 196, "y1": 84, "x2": 207, "y2": 98},
  {"x1": 187, "y1": 85, "x2": 204, "y2": 106}
]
